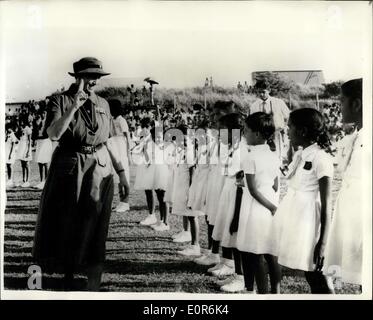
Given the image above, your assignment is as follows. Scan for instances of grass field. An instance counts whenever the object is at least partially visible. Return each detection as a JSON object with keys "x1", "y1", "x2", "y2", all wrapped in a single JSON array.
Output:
[{"x1": 3, "y1": 158, "x2": 361, "y2": 294}]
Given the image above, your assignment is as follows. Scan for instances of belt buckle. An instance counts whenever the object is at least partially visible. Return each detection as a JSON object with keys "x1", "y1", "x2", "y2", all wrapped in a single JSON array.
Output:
[{"x1": 81, "y1": 145, "x2": 95, "y2": 154}]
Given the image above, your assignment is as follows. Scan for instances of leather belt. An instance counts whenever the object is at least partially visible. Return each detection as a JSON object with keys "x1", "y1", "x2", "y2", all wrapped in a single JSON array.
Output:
[{"x1": 59, "y1": 143, "x2": 104, "y2": 154}]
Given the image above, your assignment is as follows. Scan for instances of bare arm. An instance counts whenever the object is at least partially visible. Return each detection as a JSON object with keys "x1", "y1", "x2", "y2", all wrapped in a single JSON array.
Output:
[
  {"x1": 246, "y1": 173, "x2": 277, "y2": 214},
  {"x1": 314, "y1": 176, "x2": 333, "y2": 271}
]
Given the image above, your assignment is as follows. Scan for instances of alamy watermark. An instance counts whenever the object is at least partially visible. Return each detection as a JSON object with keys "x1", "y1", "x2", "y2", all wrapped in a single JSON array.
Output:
[
  {"x1": 27, "y1": 265, "x2": 42, "y2": 290},
  {"x1": 129, "y1": 125, "x2": 242, "y2": 166}
]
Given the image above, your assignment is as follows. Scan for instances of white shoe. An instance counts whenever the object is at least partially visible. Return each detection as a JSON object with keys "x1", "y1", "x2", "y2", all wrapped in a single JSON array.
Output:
[
  {"x1": 21, "y1": 182, "x2": 31, "y2": 188},
  {"x1": 140, "y1": 214, "x2": 157, "y2": 226},
  {"x1": 216, "y1": 274, "x2": 237, "y2": 286},
  {"x1": 195, "y1": 253, "x2": 220, "y2": 266},
  {"x1": 153, "y1": 222, "x2": 170, "y2": 232},
  {"x1": 172, "y1": 231, "x2": 192, "y2": 243},
  {"x1": 177, "y1": 245, "x2": 201, "y2": 257},
  {"x1": 172, "y1": 230, "x2": 184, "y2": 239},
  {"x1": 34, "y1": 181, "x2": 45, "y2": 190},
  {"x1": 6, "y1": 180, "x2": 14, "y2": 188},
  {"x1": 220, "y1": 275, "x2": 245, "y2": 293},
  {"x1": 212, "y1": 264, "x2": 235, "y2": 278},
  {"x1": 194, "y1": 254, "x2": 209, "y2": 264},
  {"x1": 207, "y1": 262, "x2": 224, "y2": 274},
  {"x1": 115, "y1": 202, "x2": 130, "y2": 213}
]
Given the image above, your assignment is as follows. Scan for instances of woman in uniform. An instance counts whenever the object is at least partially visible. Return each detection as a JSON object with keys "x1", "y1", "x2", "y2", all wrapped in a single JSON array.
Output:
[{"x1": 33, "y1": 57, "x2": 130, "y2": 291}]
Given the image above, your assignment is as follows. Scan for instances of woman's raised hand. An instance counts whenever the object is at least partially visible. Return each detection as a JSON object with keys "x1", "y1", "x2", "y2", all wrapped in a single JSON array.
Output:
[{"x1": 73, "y1": 78, "x2": 88, "y2": 109}]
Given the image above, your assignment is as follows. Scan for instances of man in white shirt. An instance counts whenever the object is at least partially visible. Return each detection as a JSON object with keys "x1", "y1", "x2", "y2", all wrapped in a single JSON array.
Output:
[{"x1": 250, "y1": 80, "x2": 290, "y2": 162}]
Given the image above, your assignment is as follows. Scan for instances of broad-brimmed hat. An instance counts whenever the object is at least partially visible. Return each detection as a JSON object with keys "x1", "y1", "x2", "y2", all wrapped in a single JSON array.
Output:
[{"x1": 68, "y1": 57, "x2": 110, "y2": 77}]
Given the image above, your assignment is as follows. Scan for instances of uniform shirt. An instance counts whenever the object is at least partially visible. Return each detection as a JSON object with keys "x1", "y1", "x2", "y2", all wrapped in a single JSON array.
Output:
[
  {"x1": 250, "y1": 96, "x2": 290, "y2": 129},
  {"x1": 44, "y1": 84, "x2": 114, "y2": 147},
  {"x1": 287, "y1": 143, "x2": 334, "y2": 192},
  {"x1": 242, "y1": 144, "x2": 280, "y2": 190},
  {"x1": 342, "y1": 128, "x2": 363, "y2": 182}
]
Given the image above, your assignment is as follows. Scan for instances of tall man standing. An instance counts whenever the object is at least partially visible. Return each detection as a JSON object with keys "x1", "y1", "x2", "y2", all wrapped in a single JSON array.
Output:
[{"x1": 249, "y1": 80, "x2": 290, "y2": 162}]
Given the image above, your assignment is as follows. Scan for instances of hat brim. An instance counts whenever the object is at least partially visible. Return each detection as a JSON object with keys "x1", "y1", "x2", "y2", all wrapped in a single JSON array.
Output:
[{"x1": 68, "y1": 68, "x2": 110, "y2": 77}]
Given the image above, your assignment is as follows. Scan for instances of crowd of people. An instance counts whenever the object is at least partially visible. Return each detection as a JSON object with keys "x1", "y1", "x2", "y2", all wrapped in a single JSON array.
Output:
[
  {"x1": 4, "y1": 57, "x2": 363, "y2": 294},
  {"x1": 5, "y1": 100, "x2": 55, "y2": 189}
]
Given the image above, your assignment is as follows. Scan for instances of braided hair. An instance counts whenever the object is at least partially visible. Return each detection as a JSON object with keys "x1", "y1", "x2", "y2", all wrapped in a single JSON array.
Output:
[{"x1": 289, "y1": 108, "x2": 333, "y2": 154}]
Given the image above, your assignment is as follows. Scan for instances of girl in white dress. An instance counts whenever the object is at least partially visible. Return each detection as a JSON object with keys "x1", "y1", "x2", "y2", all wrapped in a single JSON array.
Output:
[
  {"x1": 133, "y1": 117, "x2": 157, "y2": 226},
  {"x1": 5, "y1": 124, "x2": 19, "y2": 188},
  {"x1": 276, "y1": 108, "x2": 335, "y2": 293},
  {"x1": 151, "y1": 126, "x2": 173, "y2": 232},
  {"x1": 237, "y1": 112, "x2": 281, "y2": 294},
  {"x1": 16, "y1": 121, "x2": 33, "y2": 188},
  {"x1": 195, "y1": 101, "x2": 238, "y2": 267},
  {"x1": 169, "y1": 125, "x2": 194, "y2": 244},
  {"x1": 209, "y1": 113, "x2": 243, "y2": 279},
  {"x1": 194, "y1": 127, "x2": 224, "y2": 266},
  {"x1": 34, "y1": 114, "x2": 53, "y2": 190},
  {"x1": 324, "y1": 79, "x2": 363, "y2": 287},
  {"x1": 178, "y1": 122, "x2": 210, "y2": 257},
  {"x1": 109, "y1": 99, "x2": 131, "y2": 213}
]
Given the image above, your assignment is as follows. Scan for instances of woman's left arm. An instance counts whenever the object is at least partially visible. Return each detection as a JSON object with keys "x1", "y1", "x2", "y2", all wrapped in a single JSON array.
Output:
[{"x1": 314, "y1": 176, "x2": 333, "y2": 271}]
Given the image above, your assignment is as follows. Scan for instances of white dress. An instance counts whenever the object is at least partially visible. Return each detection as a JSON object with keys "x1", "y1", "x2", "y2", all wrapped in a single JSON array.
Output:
[
  {"x1": 187, "y1": 144, "x2": 210, "y2": 216},
  {"x1": 205, "y1": 140, "x2": 225, "y2": 225},
  {"x1": 237, "y1": 144, "x2": 280, "y2": 255},
  {"x1": 212, "y1": 140, "x2": 245, "y2": 248},
  {"x1": 324, "y1": 129, "x2": 363, "y2": 284},
  {"x1": 276, "y1": 143, "x2": 334, "y2": 271},
  {"x1": 153, "y1": 142, "x2": 173, "y2": 191},
  {"x1": 35, "y1": 138, "x2": 53, "y2": 164},
  {"x1": 164, "y1": 142, "x2": 176, "y2": 203},
  {"x1": 170, "y1": 146, "x2": 194, "y2": 216},
  {"x1": 133, "y1": 135, "x2": 156, "y2": 190},
  {"x1": 110, "y1": 116, "x2": 130, "y2": 182},
  {"x1": 16, "y1": 126, "x2": 33, "y2": 161},
  {"x1": 5, "y1": 132, "x2": 19, "y2": 164}
]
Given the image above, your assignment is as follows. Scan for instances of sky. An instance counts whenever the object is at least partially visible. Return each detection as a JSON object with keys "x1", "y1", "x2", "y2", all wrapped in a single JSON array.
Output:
[{"x1": 0, "y1": 1, "x2": 371, "y2": 102}]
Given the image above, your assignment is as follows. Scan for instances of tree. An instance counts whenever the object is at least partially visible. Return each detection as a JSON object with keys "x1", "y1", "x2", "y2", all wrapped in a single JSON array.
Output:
[
  {"x1": 252, "y1": 71, "x2": 296, "y2": 97},
  {"x1": 321, "y1": 81, "x2": 344, "y2": 99}
]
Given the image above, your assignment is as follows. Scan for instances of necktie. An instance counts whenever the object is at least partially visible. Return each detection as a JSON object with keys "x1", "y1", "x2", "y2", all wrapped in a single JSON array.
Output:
[{"x1": 229, "y1": 185, "x2": 243, "y2": 235}]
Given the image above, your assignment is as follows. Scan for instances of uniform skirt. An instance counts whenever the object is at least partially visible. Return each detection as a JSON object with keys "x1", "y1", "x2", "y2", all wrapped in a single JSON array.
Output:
[
  {"x1": 205, "y1": 165, "x2": 226, "y2": 225},
  {"x1": 153, "y1": 164, "x2": 171, "y2": 191},
  {"x1": 237, "y1": 186, "x2": 279, "y2": 255},
  {"x1": 187, "y1": 165, "x2": 209, "y2": 216},
  {"x1": 5, "y1": 141, "x2": 18, "y2": 164},
  {"x1": 16, "y1": 139, "x2": 32, "y2": 161},
  {"x1": 276, "y1": 188, "x2": 321, "y2": 271},
  {"x1": 134, "y1": 164, "x2": 155, "y2": 190},
  {"x1": 110, "y1": 136, "x2": 130, "y2": 184},
  {"x1": 33, "y1": 146, "x2": 114, "y2": 269},
  {"x1": 34, "y1": 138, "x2": 53, "y2": 164},
  {"x1": 164, "y1": 165, "x2": 175, "y2": 203},
  {"x1": 212, "y1": 177, "x2": 238, "y2": 248},
  {"x1": 171, "y1": 164, "x2": 190, "y2": 215},
  {"x1": 324, "y1": 178, "x2": 362, "y2": 285}
]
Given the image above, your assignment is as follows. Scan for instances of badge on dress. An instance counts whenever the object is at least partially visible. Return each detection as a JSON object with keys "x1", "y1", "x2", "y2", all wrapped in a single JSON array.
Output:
[{"x1": 303, "y1": 161, "x2": 312, "y2": 170}]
